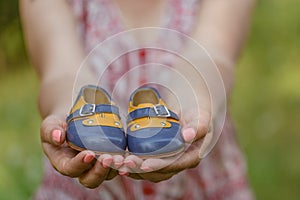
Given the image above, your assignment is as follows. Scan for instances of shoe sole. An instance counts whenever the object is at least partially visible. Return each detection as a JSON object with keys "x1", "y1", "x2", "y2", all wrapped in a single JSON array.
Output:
[
  {"x1": 67, "y1": 141, "x2": 125, "y2": 156},
  {"x1": 68, "y1": 140, "x2": 185, "y2": 159},
  {"x1": 128, "y1": 145, "x2": 185, "y2": 159}
]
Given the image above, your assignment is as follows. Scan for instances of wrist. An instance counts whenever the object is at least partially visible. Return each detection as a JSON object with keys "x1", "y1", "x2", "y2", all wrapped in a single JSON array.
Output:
[
  {"x1": 38, "y1": 75, "x2": 74, "y2": 119},
  {"x1": 214, "y1": 59, "x2": 235, "y2": 98}
]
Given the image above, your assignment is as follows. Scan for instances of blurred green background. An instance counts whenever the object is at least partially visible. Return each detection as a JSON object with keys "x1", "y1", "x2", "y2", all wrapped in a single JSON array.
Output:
[{"x1": 0, "y1": 0, "x2": 299, "y2": 199}]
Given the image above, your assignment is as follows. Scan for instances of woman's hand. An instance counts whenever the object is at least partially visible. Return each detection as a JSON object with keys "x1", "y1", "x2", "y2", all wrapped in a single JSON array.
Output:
[
  {"x1": 118, "y1": 108, "x2": 211, "y2": 182},
  {"x1": 40, "y1": 114, "x2": 124, "y2": 188}
]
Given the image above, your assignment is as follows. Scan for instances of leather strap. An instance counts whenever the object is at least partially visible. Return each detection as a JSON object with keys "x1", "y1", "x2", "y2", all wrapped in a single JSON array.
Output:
[
  {"x1": 67, "y1": 104, "x2": 120, "y2": 122},
  {"x1": 127, "y1": 106, "x2": 179, "y2": 122}
]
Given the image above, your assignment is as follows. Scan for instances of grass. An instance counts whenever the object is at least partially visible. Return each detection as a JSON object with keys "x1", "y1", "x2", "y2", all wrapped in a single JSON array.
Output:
[
  {"x1": 230, "y1": 0, "x2": 300, "y2": 199},
  {"x1": 0, "y1": 0, "x2": 300, "y2": 199},
  {"x1": 0, "y1": 68, "x2": 42, "y2": 199}
]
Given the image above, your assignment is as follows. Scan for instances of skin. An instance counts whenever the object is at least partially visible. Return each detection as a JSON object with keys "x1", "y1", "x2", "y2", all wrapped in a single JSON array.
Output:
[{"x1": 20, "y1": 0, "x2": 255, "y2": 188}]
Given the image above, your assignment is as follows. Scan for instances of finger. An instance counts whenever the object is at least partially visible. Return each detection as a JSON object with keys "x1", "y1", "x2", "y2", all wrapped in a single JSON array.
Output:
[
  {"x1": 78, "y1": 159, "x2": 110, "y2": 189},
  {"x1": 46, "y1": 148, "x2": 95, "y2": 177},
  {"x1": 181, "y1": 127, "x2": 196, "y2": 142},
  {"x1": 118, "y1": 155, "x2": 143, "y2": 175},
  {"x1": 124, "y1": 155, "x2": 143, "y2": 172},
  {"x1": 140, "y1": 156, "x2": 178, "y2": 173},
  {"x1": 180, "y1": 122, "x2": 208, "y2": 143},
  {"x1": 140, "y1": 142, "x2": 202, "y2": 174},
  {"x1": 98, "y1": 154, "x2": 113, "y2": 168},
  {"x1": 194, "y1": 111, "x2": 211, "y2": 141},
  {"x1": 118, "y1": 166, "x2": 130, "y2": 176},
  {"x1": 181, "y1": 110, "x2": 210, "y2": 142},
  {"x1": 112, "y1": 155, "x2": 124, "y2": 169},
  {"x1": 41, "y1": 115, "x2": 66, "y2": 145},
  {"x1": 158, "y1": 145, "x2": 201, "y2": 173},
  {"x1": 195, "y1": 121, "x2": 209, "y2": 141}
]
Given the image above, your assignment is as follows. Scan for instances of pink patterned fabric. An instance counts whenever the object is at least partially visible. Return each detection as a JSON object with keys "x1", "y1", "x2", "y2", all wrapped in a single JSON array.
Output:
[{"x1": 34, "y1": 0, "x2": 254, "y2": 199}]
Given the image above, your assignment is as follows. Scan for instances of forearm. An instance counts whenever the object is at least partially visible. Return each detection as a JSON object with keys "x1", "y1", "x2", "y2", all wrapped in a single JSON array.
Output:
[
  {"x1": 20, "y1": 0, "x2": 94, "y2": 118},
  {"x1": 37, "y1": 74, "x2": 75, "y2": 118},
  {"x1": 195, "y1": 0, "x2": 256, "y2": 95}
]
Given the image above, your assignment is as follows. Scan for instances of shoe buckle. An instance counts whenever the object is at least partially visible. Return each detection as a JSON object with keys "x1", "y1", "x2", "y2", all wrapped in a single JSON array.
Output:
[
  {"x1": 153, "y1": 105, "x2": 170, "y2": 117},
  {"x1": 79, "y1": 104, "x2": 96, "y2": 116}
]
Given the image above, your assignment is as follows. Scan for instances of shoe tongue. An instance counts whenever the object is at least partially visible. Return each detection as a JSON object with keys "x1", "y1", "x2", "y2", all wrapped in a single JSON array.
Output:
[{"x1": 137, "y1": 103, "x2": 155, "y2": 108}]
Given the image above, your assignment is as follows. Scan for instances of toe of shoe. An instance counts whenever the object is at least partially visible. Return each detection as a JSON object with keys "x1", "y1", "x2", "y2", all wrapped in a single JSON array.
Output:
[
  {"x1": 127, "y1": 122, "x2": 184, "y2": 156},
  {"x1": 67, "y1": 120, "x2": 126, "y2": 153}
]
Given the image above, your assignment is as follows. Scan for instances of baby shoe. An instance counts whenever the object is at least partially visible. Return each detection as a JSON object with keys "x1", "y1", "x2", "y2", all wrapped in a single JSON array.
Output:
[
  {"x1": 127, "y1": 87, "x2": 184, "y2": 158},
  {"x1": 66, "y1": 85, "x2": 126, "y2": 155}
]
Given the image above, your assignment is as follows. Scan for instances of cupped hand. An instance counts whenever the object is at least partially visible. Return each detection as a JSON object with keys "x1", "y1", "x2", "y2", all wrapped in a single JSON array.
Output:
[
  {"x1": 119, "y1": 110, "x2": 211, "y2": 182},
  {"x1": 40, "y1": 115, "x2": 124, "y2": 188}
]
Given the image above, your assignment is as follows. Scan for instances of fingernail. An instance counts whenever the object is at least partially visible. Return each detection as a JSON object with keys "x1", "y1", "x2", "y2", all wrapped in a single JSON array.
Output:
[
  {"x1": 124, "y1": 160, "x2": 136, "y2": 169},
  {"x1": 52, "y1": 130, "x2": 61, "y2": 143},
  {"x1": 141, "y1": 166, "x2": 153, "y2": 172},
  {"x1": 102, "y1": 158, "x2": 113, "y2": 168},
  {"x1": 114, "y1": 162, "x2": 123, "y2": 168},
  {"x1": 183, "y1": 128, "x2": 196, "y2": 142},
  {"x1": 119, "y1": 171, "x2": 129, "y2": 176},
  {"x1": 83, "y1": 153, "x2": 95, "y2": 163}
]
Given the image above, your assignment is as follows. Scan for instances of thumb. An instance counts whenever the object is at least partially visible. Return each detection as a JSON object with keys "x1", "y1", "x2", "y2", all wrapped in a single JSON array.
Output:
[
  {"x1": 40, "y1": 115, "x2": 67, "y2": 146},
  {"x1": 181, "y1": 111, "x2": 210, "y2": 143}
]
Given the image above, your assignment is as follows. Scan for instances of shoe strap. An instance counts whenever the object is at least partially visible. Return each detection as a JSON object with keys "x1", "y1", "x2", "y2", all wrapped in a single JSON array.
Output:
[
  {"x1": 127, "y1": 106, "x2": 179, "y2": 122},
  {"x1": 67, "y1": 104, "x2": 120, "y2": 123}
]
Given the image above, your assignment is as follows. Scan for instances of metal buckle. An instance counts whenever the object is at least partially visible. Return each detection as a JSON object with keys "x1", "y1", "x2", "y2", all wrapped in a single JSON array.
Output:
[
  {"x1": 153, "y1": 105, "x2": 170, "y2": 117},
  {"x1": 79, "y1": 104, "x2": 96, "y2": 116}
]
